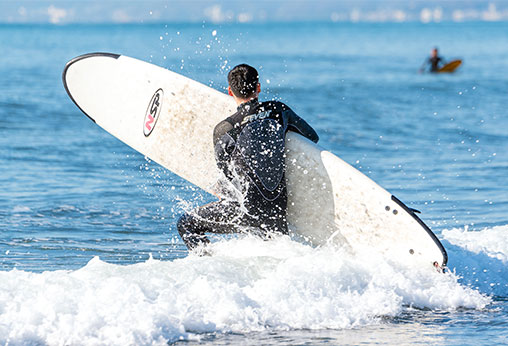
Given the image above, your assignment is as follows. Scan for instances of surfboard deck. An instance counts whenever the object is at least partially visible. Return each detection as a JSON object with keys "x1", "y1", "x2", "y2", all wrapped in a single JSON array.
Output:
[
  {"x1": 63, "y1": 53, "x2": 447, "y2": 270},
  {"x1": 438, "y1": 59, "x2": 462, "y2": 73}
]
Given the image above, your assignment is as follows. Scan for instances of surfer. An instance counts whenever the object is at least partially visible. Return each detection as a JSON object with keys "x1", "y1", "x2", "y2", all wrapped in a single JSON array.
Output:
[
  {"x1": 177, "y1": 64, "x2": 319, "y2": 252},
  {"x1": 420, "y1": 47, "x2": 444, "y2": 73}
]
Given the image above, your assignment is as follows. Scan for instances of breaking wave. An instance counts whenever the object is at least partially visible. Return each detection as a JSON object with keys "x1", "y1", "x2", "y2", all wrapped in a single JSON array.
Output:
[{"x1": 0, "y1": 234, "x2": 490, "y2": 345}]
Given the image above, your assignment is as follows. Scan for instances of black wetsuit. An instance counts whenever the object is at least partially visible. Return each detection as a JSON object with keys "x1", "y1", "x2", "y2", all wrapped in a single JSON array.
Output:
[
  {"x1": 177, "y1": 98, "x2": 319, "y2": 250},
  {"x1": 427, "y1": 56, "x2": 442, "y2": 72}
]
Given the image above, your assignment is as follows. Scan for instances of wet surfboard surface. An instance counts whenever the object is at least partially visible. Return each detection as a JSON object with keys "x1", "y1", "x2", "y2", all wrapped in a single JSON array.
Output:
[{"x1": 63, "y1": 53, "x2": 447, "y2": 269}]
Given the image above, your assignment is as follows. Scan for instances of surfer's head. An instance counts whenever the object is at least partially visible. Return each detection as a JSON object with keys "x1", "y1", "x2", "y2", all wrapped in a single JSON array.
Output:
[
  {"x1": 228, "y1": 64, "x2": 260, "y2": 104},
  {"x1": 432, "y1": 47, "x2": 439, "y2": 57}
]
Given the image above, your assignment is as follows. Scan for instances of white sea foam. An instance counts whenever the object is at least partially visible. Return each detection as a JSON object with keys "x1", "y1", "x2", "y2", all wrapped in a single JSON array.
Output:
[
  {"x1": 442, "y1": 224, "x2": 508, "y2": 296},
  {"x1": 12, "y1": 205, "x2": 31, "y2": 213},
  {"x1": 443, "y1": 225, "x2": 508, "y2": 263},
  {"x1": 0, "y1": 236, "x2": 489, "y2": 345}
]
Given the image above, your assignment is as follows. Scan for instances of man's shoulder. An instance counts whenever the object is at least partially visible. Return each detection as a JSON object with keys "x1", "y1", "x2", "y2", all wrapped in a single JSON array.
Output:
[
  {"x1": 213, "y1": 118, "x2": 235, "y2": 146},
  {"x1": 214, "y1": 117, "x2": 234, "y2": 132},
  {"x1": 216, "y1": 110, "x2": 239, "y2": 127},
  {"x1": 260, "y1": 100, "x2": 291, "y2": 112}
]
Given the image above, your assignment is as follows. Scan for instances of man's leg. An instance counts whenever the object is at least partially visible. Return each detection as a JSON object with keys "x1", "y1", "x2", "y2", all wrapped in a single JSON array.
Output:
[
  {"x1": 176, "y1": 213, "x2": 211, "y2": 250},
  {"x1": 177, "y1": 199, "x2": 253, "y2": 251}
]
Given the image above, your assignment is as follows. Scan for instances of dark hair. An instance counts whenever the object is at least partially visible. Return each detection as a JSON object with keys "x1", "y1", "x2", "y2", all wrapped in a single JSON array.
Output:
[{"x1": 227, "y1": 64, "x2": 259, "y2": 99}]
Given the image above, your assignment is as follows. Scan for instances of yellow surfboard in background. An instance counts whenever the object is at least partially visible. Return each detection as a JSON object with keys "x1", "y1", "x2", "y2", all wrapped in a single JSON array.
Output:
[{"x1": 438, "y1": 59, "x2": 462, "y2": 73}]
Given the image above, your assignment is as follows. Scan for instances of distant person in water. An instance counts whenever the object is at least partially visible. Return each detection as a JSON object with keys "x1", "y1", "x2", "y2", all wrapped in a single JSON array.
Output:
[
  {"x1": 177, "y1": 64, "x2": 319, "y2": 253},
  {"x1": 420, "y1": 47, "x2": 444, "y2": 73}
]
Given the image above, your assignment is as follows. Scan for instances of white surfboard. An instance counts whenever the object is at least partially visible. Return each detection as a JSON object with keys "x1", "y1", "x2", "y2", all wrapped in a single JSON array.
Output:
[{"x1": 63, "y1": 53, "x2": 447, "y2": 270}]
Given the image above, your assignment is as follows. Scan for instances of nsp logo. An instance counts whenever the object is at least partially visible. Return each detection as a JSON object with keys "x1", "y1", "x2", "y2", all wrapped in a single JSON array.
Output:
[{"x1": 143, "y1": 88, "x2": 164, "y2": 137}]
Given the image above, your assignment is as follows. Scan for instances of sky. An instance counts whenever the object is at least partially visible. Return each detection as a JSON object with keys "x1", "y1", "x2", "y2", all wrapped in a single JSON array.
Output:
[{"x1": 1, "y1": 0, "x2": 508, "y2": 24}]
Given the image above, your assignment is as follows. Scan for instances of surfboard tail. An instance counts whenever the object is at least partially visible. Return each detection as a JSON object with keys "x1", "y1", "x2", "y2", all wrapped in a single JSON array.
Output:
[{"x1": 391, "y1": 195, "x2": 448, "y2": 268}]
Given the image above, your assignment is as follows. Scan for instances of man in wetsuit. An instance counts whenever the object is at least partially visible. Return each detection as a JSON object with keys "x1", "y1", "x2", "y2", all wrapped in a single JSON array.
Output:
[
  {"x1": 177, "y1": 64, "x2": 319, "y2": 252},
  {"x1": 420, "y1": 47, "x2": 444, "y2": 73}
]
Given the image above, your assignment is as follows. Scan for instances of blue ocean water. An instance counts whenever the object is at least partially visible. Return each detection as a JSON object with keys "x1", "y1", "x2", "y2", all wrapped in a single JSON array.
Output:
[{"x1": 1, "y1": 22, "x2": 507, "y2": 345}]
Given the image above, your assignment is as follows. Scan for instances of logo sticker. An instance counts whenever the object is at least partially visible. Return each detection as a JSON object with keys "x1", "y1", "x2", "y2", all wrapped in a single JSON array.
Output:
[{"x1": 143, "y1": 88, "x2": 163, "y2": 137}]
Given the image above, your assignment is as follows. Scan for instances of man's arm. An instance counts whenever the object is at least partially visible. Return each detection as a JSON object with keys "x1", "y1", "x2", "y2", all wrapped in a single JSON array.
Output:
[
  {"x1": 283, "y1": 107, "x2": 319, "y2": 143},
  {"x1": 419, "y1": 57, "x2": 429, "y2": 73},
  {"x1": 213, "y1": 120, "x2": 235, "y2": 180}
]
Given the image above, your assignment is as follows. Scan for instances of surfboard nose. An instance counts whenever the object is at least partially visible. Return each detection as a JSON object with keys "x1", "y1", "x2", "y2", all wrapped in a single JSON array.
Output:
[{"x1": 62, "y1": 52, "x2": 121, "y2": 123}]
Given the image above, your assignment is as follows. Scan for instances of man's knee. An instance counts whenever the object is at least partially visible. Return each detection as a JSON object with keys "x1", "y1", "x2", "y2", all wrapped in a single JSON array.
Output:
[{"x1": 177, "y1": 212, "x2": 210, "y2": 250}]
